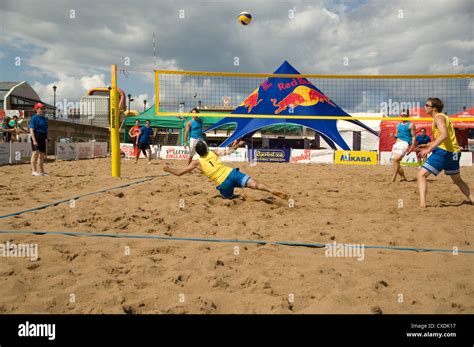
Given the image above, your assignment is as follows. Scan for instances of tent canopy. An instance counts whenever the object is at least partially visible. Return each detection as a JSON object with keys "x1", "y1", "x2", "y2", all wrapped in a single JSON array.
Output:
[{"x1": 205, "y1": 60, "x2": 378, "y2": 149}]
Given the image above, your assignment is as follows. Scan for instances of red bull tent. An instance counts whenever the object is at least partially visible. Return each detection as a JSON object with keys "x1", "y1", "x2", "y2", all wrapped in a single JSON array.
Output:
[{"x1": 205, "y1": 60, "x2": 378, "y2": 149}]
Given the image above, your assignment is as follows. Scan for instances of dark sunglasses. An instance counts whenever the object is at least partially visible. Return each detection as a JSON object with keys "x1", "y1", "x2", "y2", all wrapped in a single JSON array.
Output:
[{"x1": 424, "y1": 104, "x2": 432, "y2": 107}]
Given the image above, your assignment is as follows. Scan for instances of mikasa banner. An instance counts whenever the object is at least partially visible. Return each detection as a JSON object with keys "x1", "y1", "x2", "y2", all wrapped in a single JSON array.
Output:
[{"x1": 335, "y1": 150, "x2": 378, "y2": 165}]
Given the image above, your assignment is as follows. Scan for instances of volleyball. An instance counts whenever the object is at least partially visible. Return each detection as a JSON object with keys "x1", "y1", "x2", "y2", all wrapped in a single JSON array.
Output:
[{"x1": 238, "y1": 11, "x2": 252, "y2": 25}]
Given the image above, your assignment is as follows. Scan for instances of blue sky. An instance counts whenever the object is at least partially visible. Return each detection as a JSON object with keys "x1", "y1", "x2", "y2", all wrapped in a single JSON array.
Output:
[{"x1": 0, "y1": 0, "x2": 472, "y2": 113}]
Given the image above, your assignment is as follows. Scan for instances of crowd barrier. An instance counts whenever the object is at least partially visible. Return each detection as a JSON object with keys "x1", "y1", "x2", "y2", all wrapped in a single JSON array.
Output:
[
  {"x1": 56, "y1": 142, "x2": 108, "y2": 161},
  {"x1": 0, "y1": 142, "x2": 33, "y2": 165}
]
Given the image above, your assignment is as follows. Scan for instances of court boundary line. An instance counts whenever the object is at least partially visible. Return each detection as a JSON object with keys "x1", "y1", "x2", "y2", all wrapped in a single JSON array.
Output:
[
  {"x1": 0, "y1": 229, "x2": 472, "y2": 254},
  {"x1": 0, "y1": 175, "x2": 169, "y2": 219}
]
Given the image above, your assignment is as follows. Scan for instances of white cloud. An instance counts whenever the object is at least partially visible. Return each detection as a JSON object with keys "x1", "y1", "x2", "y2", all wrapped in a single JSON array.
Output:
[{"x1": 32, "y1": 74, "x2": 106, "y2": 105}]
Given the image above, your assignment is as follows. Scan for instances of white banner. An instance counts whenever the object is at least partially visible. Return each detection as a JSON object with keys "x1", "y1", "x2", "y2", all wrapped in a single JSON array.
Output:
[
  {"x1": 290, "y1": 149, "x2": 334, "y2": 164},
  {"x1": 76, "y1": 142, "x2": 94, "y2": 159},
  {"x1": 160, "y1": 145, "x2": 247, "y2": 162},
  {"x1": 93, "y1": 142, "x2": 108, "y2": 158},
  {"x1": 10, "y1": 142, "x2": 32, "y2": 164},
  {"x1": 120, "y1": 143, "x2": 159, "y2": 159},
  {"x1": 209, "y1": 147, "x2": 247, "y2": 162},
  {"x1": 160, "y1": 146, "x2": 190, "y2": 160},
  {"x1": 379, "y1": 151, "x2": 419, "y2": 166},
  {"x1": 56, "y1": 143, "x2": 77, "y2": 161},
  {"x1": 460, "y1": 152, "x2": 473, "y2": 167},
  {"x1": 0, "y1": 143, "x2": 10, "y2": 165}
]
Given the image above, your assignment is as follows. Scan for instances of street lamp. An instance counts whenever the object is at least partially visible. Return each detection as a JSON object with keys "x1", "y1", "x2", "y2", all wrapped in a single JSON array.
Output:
[
  {"x1": 52, "y1": 85, "x2": 57, "y2": 120},
  {"x1": 127, "y1": 94, "x2": 134, "y2": 115},
  {"x1": 144, "y1": 100, "x2": 147, "y2": 112}
]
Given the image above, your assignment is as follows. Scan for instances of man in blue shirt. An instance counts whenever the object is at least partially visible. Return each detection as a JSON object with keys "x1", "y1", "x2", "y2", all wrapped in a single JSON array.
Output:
[
  {"x1": 135, "y1": 120, "x2": 153, "y2": 164},
  {"x1": 183, "y1": 108, "x2": 205, "y2": 165},
  {"x1": 29, "y1": 103, "x2": 49, "y2": 176},
  {"x1": 391, "y1": 110, "x2": 416, "y2": 182},
  {"x1": 415, "y1": 128, "x2": 431, "y2": 166}
]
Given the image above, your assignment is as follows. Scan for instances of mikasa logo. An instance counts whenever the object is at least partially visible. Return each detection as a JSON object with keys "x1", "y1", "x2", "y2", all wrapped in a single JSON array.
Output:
[
  {"x1": 18, "y1": 321, "x2": 55, "y2": 340},
  {"x1": 340, "y1": 154, "x2": 373, "y2": 162}
]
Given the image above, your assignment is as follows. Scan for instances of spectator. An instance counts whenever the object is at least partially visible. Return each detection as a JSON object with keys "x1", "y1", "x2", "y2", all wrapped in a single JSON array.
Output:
[
  {"x1": 415, "y1": 128, "x2": 431, "y2": 166},
  {"x1": 2, "y1": 116, "x2": 14, "y2": 143}
]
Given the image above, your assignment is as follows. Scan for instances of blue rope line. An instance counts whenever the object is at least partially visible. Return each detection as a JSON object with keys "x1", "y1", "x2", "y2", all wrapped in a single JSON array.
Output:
[
  {"x1": 0, "y1": 229, "x2": 472, "y2": 254},
  {"x1": 0, "y1": 175, "x2": 169, "y2": 219}
]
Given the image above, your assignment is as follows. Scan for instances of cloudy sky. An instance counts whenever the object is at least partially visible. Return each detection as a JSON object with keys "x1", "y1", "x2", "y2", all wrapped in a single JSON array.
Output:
[{"x1": 0, "y1": 0, "x2": 472, "y2": 113}]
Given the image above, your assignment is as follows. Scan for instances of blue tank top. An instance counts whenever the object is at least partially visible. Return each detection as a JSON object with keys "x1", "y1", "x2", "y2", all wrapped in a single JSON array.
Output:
[
  {"x1": 190, "y1": 118, "x2": 203, "y2": 139},
  {"x1": 397, "y1": 122, "x2": 412, "y2": 145}
]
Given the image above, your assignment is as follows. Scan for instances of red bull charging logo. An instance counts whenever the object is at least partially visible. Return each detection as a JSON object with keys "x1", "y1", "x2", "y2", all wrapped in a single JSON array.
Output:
[
  {"x1": 240, "y1": 87, "x2": 262, "y2": 112},
  {"x1": 270, "y1": 85, "x2": 336, "y2": 114}
]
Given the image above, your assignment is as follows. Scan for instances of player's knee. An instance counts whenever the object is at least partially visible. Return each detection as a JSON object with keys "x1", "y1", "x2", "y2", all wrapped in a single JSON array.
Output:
[
  {"x1": 417, "y1": 169, "x2": 427, "y2": 180},
  {"x1": 246, "y1": 178, "x2": 257, "y2": 189}
]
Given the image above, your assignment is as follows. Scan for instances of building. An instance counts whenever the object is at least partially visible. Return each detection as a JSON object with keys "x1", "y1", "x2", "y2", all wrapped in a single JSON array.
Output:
[
  {"x1": 80, "y1": 95, "x2": 110, "y2": 127},
  {"x1": 0, "y1": 81, "x2": 54, "y2": 118}
]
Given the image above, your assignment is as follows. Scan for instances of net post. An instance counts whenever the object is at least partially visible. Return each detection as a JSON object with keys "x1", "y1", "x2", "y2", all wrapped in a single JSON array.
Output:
[{"x1": 110, "y1": 64, "x2": 120, "y2": 177}]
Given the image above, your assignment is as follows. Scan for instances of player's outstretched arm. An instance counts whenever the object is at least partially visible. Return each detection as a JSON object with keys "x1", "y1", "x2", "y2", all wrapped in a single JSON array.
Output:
[{"x1": 164, "y1": 160, "x2": 199, "y2": 176}]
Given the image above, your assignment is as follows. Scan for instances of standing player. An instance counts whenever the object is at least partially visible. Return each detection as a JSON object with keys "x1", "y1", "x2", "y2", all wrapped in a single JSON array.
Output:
[
  {"x1": 391, "y1": 110, "x2": 416, "y2": 182},
  {"x1": 183, "y1": 108, "x2": 204, "y2": 165},
  {"x1": 164, "y1": 140, "x2": 288, "y2": 200},
  {"x1": 29, "y1": 103, "x2": 49, "y2": 176},
  {"x1": 128, "y1": 119, "x2": 141, "y2": 157},
  {"x1": 135, "y1": 120, "x2": 153, "y2": 164},
  {"x1": 415, "y1": 128, "x2": 431, "y2": 166},
  {"x1": 417, "y1": 98, "x2": 472, "y2": 207}
]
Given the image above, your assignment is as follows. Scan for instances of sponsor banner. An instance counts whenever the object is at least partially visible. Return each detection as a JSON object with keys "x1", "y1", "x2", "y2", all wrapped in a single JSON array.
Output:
[
  {"x1": 0, "y1": 143, "x2": 10, "y2": 165},
  {"x1": 76, "y1": 142, "x2": 94, "y2": 159},
  {"x1": 380, "y1": 152, "x2": 419, "y2": 167},
  {"x1": 460, "y1": 152, "x2": 473, "y2": 167},
  {"x1": 10, "y1": 142, "x2": 32, "y2": 164},
  {"x1": 160, "y1": 146, "x2": 190, "y2": 160},
  {"x1": 379, "y1": 151, "x2": 434, "y2": 167},
  {"x1": 121, "y1": 143, "x2": 159, "y2": 159},
  {"x1": 56, "y1": 143, "x2": 77, "y2": 161},
  {"x1": 0, "y1": 109, "x2": 24, "y2": 120},
  {"x1": 290, "y1": 149, "x2": 334, "y2": 164},
  {"x1": 160, "y1": 146, "x2": 246, "y2": 161},
  {"x1": 209, "y1": 147, "x2": 247, "y2": 162},
  {"x1": 93, "y1": 142, "x2": 108, "y2": 158},
  {"x1": 249, "y1": 148, "x2": 290, "y2": 163},
  {"x1": 335, "y1": 150, "x2": 377, "y2": 165}
]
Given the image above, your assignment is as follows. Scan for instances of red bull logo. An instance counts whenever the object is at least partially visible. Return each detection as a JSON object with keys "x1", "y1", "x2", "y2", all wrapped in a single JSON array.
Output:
[
  {"x1": 271, "y1": 86, "x2": 336, "y2": 114},
  {"x1": 240, "y1": 88, "x2": 262, "y2": 113}
]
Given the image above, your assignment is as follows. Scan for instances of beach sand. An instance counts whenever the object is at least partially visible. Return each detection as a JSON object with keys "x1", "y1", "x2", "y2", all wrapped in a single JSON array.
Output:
[{"x1": 0, "y1": 158, "x2": 472, "y2": 313}]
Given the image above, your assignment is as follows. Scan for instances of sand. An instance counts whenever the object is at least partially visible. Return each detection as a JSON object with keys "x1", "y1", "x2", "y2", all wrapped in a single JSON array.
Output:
[{"x1": 0, "y1": 157, "x2": 472, "y2": 314}]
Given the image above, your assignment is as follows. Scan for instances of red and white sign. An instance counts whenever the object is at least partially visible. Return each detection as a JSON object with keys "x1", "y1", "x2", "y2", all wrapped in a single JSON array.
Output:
[
  {"x1": 290, "y1": 149, "x2": 334, "y2": 164},
  {"x1": 121, "y1": 143, "x2": 159, "y2": 159},
  {"x1": 0, "y1": 109, "x2": 24, "y2": 120},
  {"x1": 160, "y1": 146, "x2": 190, "y2": 160}
]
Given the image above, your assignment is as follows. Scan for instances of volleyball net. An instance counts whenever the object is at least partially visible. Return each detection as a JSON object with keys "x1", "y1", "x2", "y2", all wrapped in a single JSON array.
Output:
[{"x1": 154, "y1": 69, "x2": 474, "y2": 122}]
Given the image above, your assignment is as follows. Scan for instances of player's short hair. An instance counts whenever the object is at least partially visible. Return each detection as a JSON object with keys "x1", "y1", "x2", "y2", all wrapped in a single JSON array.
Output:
[
  {"x1": 420, "y1": 128, "x2": 426, "y2": 132},
  {"x1": 195, "y1": 141, "x2": 208, "y2": 156},
  {"x1": 427, "y1": 98, "x2": 444, "y2": 112}
]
